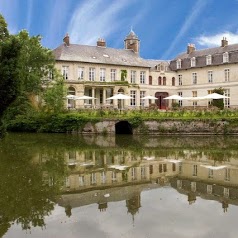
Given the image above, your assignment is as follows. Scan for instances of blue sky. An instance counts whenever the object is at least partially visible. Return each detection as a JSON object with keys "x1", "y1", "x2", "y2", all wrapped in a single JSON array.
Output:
[{"x1": 1, "y1": 0, "x2": 238, "y2": 60}]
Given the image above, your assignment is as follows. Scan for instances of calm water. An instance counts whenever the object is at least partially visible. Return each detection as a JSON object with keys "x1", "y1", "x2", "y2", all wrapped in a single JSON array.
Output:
[{"x1": 1, "y1": 133, "x2": 238, "y2": 238}]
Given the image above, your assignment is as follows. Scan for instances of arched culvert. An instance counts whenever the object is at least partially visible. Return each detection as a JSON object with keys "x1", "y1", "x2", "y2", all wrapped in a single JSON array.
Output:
[{"x1": 115, "y1": 121, "x2": 133, "y2": 134}]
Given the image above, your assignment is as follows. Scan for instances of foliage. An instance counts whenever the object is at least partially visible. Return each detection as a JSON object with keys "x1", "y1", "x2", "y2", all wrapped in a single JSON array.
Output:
[
  {"x1": 16, "y1": 30, "x2": 55, "y2": 94},
  {"x1": 120, "y1": 70, "x2": 127, "y2": 81},
  {"x1": 0, "y1": 14, "x2": 9, "y2": 41},
  {"x1": 41, "y1": 77, "x2": 66, "y2": 113},
  {"x1": 0, "y1": 36, "x2": 22, "y2": 118},
  {"x1": 211, "y1": 87, "x2": 224, "y2": 109}
]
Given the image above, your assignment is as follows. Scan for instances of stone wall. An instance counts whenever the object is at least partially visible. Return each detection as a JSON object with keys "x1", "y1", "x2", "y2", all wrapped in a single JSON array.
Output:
[{"x1": 80, "y1": 119, "x2": 238, "y2": 135}]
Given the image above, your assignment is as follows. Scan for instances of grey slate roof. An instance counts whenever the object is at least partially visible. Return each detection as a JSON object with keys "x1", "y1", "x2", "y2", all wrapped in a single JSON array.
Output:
[
  {"x1": 170, "y1": 43, "x2": 238, "y2": 71},
  {"x1": 53, "y1": 44, "x2": 151, "y2": 68}
]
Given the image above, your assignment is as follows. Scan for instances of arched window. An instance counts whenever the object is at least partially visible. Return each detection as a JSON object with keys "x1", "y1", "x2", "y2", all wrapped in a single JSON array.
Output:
[
  {"x1": 68, "y1": 86, "x2": 76, "y2": 95},
  {"x1": 163, "y1": 77, "x2": 166, "y2": 85},
  {"x1": 67, "y1": 87, "x2": 76, "y2": 109},
  {"x1": 149, "y1": 76, "x2": 152, "y2": 85},
  {"x1": 172, "y1": 77, "x2": 175, "y2": 86},
  {"x1": 158, "y1": 76, "x2": 162, "y2": 85}
]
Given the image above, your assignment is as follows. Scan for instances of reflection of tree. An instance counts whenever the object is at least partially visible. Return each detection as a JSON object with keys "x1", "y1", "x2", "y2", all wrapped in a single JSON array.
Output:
[{"x1": 0, "y1": 139, "x2": 66, "y2": 236}]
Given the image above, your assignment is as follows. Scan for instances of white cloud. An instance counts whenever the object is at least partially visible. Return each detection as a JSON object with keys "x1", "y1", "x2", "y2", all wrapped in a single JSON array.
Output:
[
  {"x1": 195, "y1": 32, "x2": 238, "y2": 47},
  {"x1": 67, "y1": 0, "x2": 138, "y2": 46},
  {"x1": 162, "y1": 0, "x2": 208, "y2": 59}
]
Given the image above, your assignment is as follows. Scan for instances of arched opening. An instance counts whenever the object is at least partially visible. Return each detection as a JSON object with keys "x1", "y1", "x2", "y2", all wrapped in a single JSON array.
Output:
[
  {"x1": 68, "y1": 86, "x2": 76, "y2": 109},
  {"x1": 149, "y1": 76, "x2": 152, "y2": 85},
  {"x1": 163, "y1": 77, "x2": 166, "y2": 85},
  {"x1": 115, "y1": 121, "x2": 133, "y2": 134},
  {"x1": 158, "y1": 76, "x2": 162, "y2": 85},
  {"x1": 172, "y1": 77, "x2": 175, "y2": 86}
]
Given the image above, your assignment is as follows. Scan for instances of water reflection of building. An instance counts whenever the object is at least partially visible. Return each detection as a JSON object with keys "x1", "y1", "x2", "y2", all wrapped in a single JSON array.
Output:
[{"x1": 40, "y1": 148, "x2": 238, "y2": 215}]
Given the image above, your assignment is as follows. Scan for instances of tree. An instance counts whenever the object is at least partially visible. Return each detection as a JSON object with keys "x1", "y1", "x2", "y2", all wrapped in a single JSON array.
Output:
[
  {"x1": 0, "y1": 14, "x2": 9, "y2": 41},
  {"x1": 41, "y1": 76, "x2": 66, "y2": 113}
]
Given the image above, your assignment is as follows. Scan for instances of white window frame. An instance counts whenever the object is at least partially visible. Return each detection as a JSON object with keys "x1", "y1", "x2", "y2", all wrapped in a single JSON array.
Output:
[
  {"x1": 207, "y1": 185, "x2": 213, "y2": 194},
  {"x1": 178, "y1": 92, "x2": 183, "y2": 107},
  {"x1": 223, "y1": 52, "x2": 229, "y2": 63},
  {"x1": 206, "y1": 55, "x2": 212, "y2": 65},
  {"x1": 62, "y1": 66, "x2": 69, "y2": 80},
  {"x1": 90, "y1": 173, "x2": 96, "y2": 185},
  {"x1": 192, "y1": 72, "x2": 197, "y2": 84},
  {"x1": 176, "y1": 59, "x2": 181, "y2": 69},
  {"x1": 191, "y1": 182, "x2": 196, "y2": 192},
  {"x1": 78, "y1": 67, "x2": 84, "y2": 80},
  {"x1": 208, "y1": 70, "x2": 213, "y2": 83},
  {"x1": 140, "y1": 71, "x2": 146, "y2": 84},
  {"x1": 208, "y1": 169, "x2": 213, "y2": 179},
  {"x1": 130, "y1": 90, "x2": 136, "y2": 106},
  {"x1": 192, "y1": 164, "x2": 197, "y2": 176},
  {"x1": 89, "y1": 67, "x2": 95, "y2": 81},
  {"x1": 224, "y1": 89, "x2": 230, "y2": 108},
  {"x1": 131, "y1": 70, "x2": 136, "y2": 84},
  {"x1": 178, "y1": 74, "x2": 182, "y2": 86},
  {"x1": 225, "y1": 168, "x2": 230, "y2": 181},
  {"x1": 191, "y1": 57, "x2": 196, "y2": 67},
  {"x1": 100, "y1": 68, "x2": 106, "y2": 82},
  {"x1": 140, "y1": 91, "x2": 145, "y2": 106},
  {"x1": 110, "y1": 69, "x2": 116, "y2": 81},
  {"x1": 79, "y1": 176, "x2": 85, "y2": 186},
  {"x1": 224, "y1": 69, "x2": 230, "y2": 82}
]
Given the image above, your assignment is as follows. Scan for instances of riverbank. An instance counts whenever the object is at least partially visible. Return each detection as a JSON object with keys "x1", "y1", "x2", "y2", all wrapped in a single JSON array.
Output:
[{"x1": 4, "y1": 109, "x2": 238, "y2": 135}]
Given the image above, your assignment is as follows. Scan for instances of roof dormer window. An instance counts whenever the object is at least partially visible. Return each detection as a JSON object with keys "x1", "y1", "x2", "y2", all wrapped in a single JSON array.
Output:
[
  {"x1": 206, "y1": 55, "x2": 212, "y2": 65},
  {"x1": 191, "y1": 57, "x2": 196, "y2": 67},
  {"x1": 176, "y1": 59, "x2": 181, "y2": 69},
  {"x1": 223, "y1": 52, "x2": 229, "y2": 63}
]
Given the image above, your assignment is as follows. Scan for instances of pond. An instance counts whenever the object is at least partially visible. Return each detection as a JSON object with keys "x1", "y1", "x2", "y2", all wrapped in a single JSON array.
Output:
[{"x1": 1, "y1": 133, "x2": 238, "y2": 238}]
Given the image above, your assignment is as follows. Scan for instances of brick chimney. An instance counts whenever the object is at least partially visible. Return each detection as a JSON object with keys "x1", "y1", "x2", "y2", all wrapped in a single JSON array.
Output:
[
  {"x1": 63, "y1": 33, "x2": 70, "y2": 46},
  {"x1": 187, "y1": 43, "x2": 196, "y2": 54},
  {"x1": 97, "y1": 38, "x2": 106, "y2": 47},
  {"x1": 221, "y1": 37, "x2": 228, "y2": 47}
]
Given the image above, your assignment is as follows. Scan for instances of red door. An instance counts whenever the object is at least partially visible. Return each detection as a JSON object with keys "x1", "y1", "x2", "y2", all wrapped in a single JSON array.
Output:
[{"x1": 155, "y1": 92, "x2": 168, "y2": 109}]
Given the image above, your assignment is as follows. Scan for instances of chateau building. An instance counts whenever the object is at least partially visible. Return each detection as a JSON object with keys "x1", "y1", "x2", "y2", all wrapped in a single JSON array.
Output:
[{"x1": 53, "y1": 32, "x2": 238, "y2": 109}]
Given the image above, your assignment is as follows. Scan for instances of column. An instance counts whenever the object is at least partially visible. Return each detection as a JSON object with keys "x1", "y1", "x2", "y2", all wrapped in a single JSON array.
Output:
[{"x1": 92, "y1": 87, "x2": 95, "y2": 108}]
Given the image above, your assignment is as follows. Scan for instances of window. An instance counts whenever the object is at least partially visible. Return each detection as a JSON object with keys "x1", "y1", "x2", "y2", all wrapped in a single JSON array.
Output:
[
  {"x1": 225, "y1": 168, "x2": 230, "y2": 181},
  {"x1": 207, "y1": 185, "x2": 213, "y2": 194},
  {"x1": 192, "y1": 72, "x2": 197, "y2": 84},
  {"x1": 208, "y1": 70, "x2": 213, "y2": 83},
  {"x1": 191, "y1": 57, "x2": 196, "y2": 67},
  {"x1": 192, "y1": 165, "x2": 197, "y2": 176},
  {"x1": 140, "y1": 71, "x2": 146, "y2": 84},
  {"x1": 100, "y1": 68, "x2": 106, "y2": 81},
  {"x1": 131, "y1": 167, "x2": 137, "y2": 180},
  {"x1": 101, "y1": 171, "x2": 106, "y2": 184},
  {"x1": 191, "y1": 182, "x2": 196, "y2": 192},
  {"x1": 224, "y1": 69, "x2": 230, "y2": 82},
  {"x1": 178, "y1": 92, "x2": 183, "y2": 107},
  {"x1": 208, "y1": 169, "x2": 213, "y2": 179},
  {"x1": 206, "y1": 55, "x2": 212, "y2": 65},
  {"x1": 141, "y1": 167, "x2": 146, "y2": 179},
  {"x1": 158, "y1": 76, "x2": 162, "y2": 85},
  {"x1": 65, "y1": 177, "x2": 70, "y2": 188},
  {"x1": 163, "y1": 77, "x2": 166, "y2": 85},
  {"x1": 90, "y1": 173, "x2": 96, "y2": 185},
  {"x1": 172, "y1": 77, "x2": 175, "y2": 86},
  {"x1": 176, "y1": 59, "x2": 181, "y2": 69},
  {"x1": 78, "y1": 67, "x2": 84, "y2": 80},
  {"x1": 224, "y1": 89, "x2": 230, "y2": 108},
  {"x1": 172, "y1": 163, "x2": 176, "y2": 171},
  {"x1": 62, "y1": 66, "x2": 69, "y2": 80},
  {"x1": 224, "y1": 188, "x2": 229, "y2": 198},
  {"x1": 177, "y1": 180, "x2": 182, "y2": 189},
  {"x1": 131, "y1": 70, "x2": 136, "y2": 84},
  {"x1": 89, "y1": 67, "x2": 95, "y2": 81},
  {"x1": 178, "y1": 75, "x2": 182, "y2": 85},
  {"x1": 112, "y1": 171, "x2": 117, "y2": 182},
  {"x1": 223, "y1": 52, "x2": 229, "y2": 63},
  {"x1": 149, "y1": 76, "x2": 152, "y2": 85},
  {"x1": 140, "y1": 91, "x2": 145, "y2": 106},
  {"x1": 79, "y1": 176, "x2": 85, "y2": 186},
  {"x1": 111, "y1": 69, "x2": 116, "y2": 81},
  {"x1": 192, "y1": 91, "x2": 197, "y2": 106},
  {"x1": 130, "y1": 90, "x2": 136, "y2": 106}
]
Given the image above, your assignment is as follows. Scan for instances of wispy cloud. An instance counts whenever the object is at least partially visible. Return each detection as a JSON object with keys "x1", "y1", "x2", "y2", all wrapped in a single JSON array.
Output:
[
  {"x1": 195, "y1": 32, "x2": 238, "y2": 47},
  {"x1": 67, "y1": 0, "x2": 137, "y2": 46},
  {"x1": 26, "y1": 0, "x2": 33, "y2": 30},
  {"x1": 162, "y1": 0, "x2": 208, "y2": 59}
]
